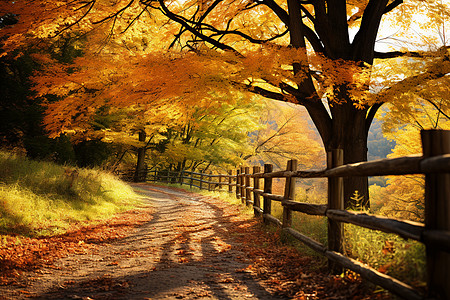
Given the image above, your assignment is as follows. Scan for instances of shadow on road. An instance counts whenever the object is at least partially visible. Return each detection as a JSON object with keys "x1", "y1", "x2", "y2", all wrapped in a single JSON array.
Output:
[{"x1": 30, "y1": 184, "x2": 284, "y2": 300}]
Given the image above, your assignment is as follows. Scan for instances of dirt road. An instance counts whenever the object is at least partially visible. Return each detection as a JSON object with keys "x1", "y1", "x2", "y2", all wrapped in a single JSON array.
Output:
[
  {"x1": 1, "y1": 184, "x2": 386, "y2": 300},
  {"x1": 0, "y1": 184, "x2": 290, "y2": 299}
]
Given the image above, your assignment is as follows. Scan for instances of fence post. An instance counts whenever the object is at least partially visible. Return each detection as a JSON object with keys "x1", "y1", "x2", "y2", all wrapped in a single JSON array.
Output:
[
  {"x1": 208, "y1": 171, "x2": 212, "y2": 191},
  {"x1": 263, "y1": 164, "x2": 273, "y2": 225},
  {"x1": 228, "y1": 170, "x2": 233, "y2": 193},
  {"x1": 188, "y1": 171, "x2": 192, "y2": 189},
  {"x1": 218, "y1": 174, "x2": 222, "y2": 190},
  {"x1": 282, "y1": 159, "x2": 297, "y2": 228},
  {"x1": 199, "y1": 170, "x2": 204, "y2": 190},
  {"x1": 327, "y1": 149, "x2": 344, "y2": 274},
  {"x1": 422, "y1": 129, "x2": 450, "y2": 299},
  {"x1": 253, "y1": 166, "x2": 261, "y2": 216},
  {"x1": 240, "y1": 167, "x2": 246, "y2": 204},
  {"x1": 236, "y1": 169, "x2": 241, "y2": 199},
  {"x1": 178, "y1": 170, "x2": 183, "y2": 185},
  {"x1": 245, "y1": 166, "x2": 252, "y2": 206}
]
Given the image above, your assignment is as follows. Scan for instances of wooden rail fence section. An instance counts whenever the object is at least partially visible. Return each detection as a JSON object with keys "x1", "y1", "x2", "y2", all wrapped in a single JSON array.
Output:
[{"x1": 148, "y1": 129, "x2": 450, "y2": 300}]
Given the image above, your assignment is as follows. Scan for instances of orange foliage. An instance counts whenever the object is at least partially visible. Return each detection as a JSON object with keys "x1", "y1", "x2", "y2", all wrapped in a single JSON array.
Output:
[{"x1": 0, "y1": 206, "x2": 153, "y2": 285}]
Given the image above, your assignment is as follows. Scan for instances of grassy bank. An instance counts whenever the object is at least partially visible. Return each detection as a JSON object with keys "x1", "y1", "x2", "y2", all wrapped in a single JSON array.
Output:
[{"x1": 0, "y1": 151, "x2": 141, "y2": 237}]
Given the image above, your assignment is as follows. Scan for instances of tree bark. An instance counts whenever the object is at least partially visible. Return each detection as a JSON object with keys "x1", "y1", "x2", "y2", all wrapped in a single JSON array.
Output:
[
  {"x1": 134, "y1": 130, "x2": 147, "y2": 182},
  {"x1": 306, "y1": 98, "x2": 370, "y2": 209},
  {"x1": 329, "y1": 102, "x2": 369, "y2": 209}
]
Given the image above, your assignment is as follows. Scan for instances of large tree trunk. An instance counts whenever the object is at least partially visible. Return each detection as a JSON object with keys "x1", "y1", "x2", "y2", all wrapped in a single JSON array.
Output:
[
  {"x1": 134, "y1": 130, "x2": 147, "y2": 182},
  {"x1": 328, "y1": 101, "x2": 370, "y2": 209},
  {"x1": 341, "y1": 129, "x2": 369, "y2": 209}
]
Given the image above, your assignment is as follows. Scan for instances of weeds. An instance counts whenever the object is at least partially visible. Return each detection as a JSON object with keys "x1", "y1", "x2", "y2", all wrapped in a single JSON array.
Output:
[
  {"x1": 344, "y1": 224, "x2": 426, "y2": 285},
  {"x1": 0, "y1": 151, "x2": 141, "y2": 237}
]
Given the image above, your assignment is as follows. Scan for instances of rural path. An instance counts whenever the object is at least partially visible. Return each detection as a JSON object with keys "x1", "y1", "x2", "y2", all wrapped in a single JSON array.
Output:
[
  {"x1": 1, "y1": 184, "x2": 383, "y2": 300},
  {"x1": 0, "y1": 184, "x2": 289, "y2": 300}
]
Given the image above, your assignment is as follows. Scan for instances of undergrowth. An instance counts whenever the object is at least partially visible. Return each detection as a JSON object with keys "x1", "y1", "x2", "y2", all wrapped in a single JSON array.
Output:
[
  {"x1": 0, "y1": 151, "x2": 141, "y2": 237},
  {"x1": 344, "y1": 224, "x2": 426, "y2": 286}
]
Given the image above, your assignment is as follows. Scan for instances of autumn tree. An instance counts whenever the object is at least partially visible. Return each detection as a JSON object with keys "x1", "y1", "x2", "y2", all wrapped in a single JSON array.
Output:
[
  {"x1": 1, "y1": 0, "x2": 449, "y2": 206},
  {"x1": 144, "y1": 95, "x2": 264, "y2": 174},
  {"x1": 247, "y1": 101, "x2": 324, "y2": 169},
  {"x1": 154, "y1": 0, "x2": 450, "y2": 207},
  {"x1": 369, "y1": 58, "x2": 450, "y2": 221}
]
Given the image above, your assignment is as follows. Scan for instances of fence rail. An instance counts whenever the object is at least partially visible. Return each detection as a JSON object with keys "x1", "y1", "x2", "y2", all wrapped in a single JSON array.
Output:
[{"x1": 143, "y1": 129, "x2": 450, "y2": 300}]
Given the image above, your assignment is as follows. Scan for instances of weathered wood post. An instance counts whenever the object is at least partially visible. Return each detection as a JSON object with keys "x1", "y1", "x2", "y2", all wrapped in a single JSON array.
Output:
[
  {"x1": 422, "y1": 129, "x2": 450, "y2": 299},
  {"x1": 245, "y1": 166, "x2": 252, "y2": 206},
  {"x1": 263, "y1": 164, "x2": 273, "y2": 225},
  {"x1": 172, "y1": 170, "x2": 176, "y2": 183},
  {"x1": 179, "y1": 170, "x2": 184, "y2": 185},
  {"x1": 208, "y1": 171, "x2": 212, "y2": 191},
  {"x1": 240, "y1": 166, "x2": 246, "y2": 204},
  {"x1": 134, "y1": 130, "x2": 147, "y2": 182},
  {"x1": 218, "y1": 174, "x2": 222, "y2": 190},
  {"x1": 253, "y1": 166, "x2": 261, "y2": 216},
  {"x1": 199, "y1": 170, "x2": 204, "y2": 190},
  {"x1": 327, "y1": 149, "x2": 344, "y2": 274},
  {"x1": 228, "y1": 170, "x2": 233, "y2": 193},
  {"x1": 282, "y1": 159, "x2": 297, "y2": 228},
  {"x1": 236, "y1": 168, "x2": 241, "y2": 199}
]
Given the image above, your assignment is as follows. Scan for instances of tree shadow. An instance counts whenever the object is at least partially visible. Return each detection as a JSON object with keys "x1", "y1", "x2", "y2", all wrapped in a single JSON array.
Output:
[{"x1": 30, "y1": 185, "x2": 284, "y2": 299}]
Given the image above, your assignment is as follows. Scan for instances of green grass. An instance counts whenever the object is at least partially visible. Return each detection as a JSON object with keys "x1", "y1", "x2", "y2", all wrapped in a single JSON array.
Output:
[
  {"x1": 0, "y1": 151, "x2": 141, "y2": 237},
  {"x1": 344, "y1": 224, "x2": 426, "y2": 285}
]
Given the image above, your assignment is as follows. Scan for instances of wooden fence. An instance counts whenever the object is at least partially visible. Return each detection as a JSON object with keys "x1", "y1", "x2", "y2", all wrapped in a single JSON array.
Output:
[
  {"x1": 149, "y1": 169, "x2": 235, "y2": 192},
  {"x1": 147, "y1": 129, "x2": 450, "y2": 300}
]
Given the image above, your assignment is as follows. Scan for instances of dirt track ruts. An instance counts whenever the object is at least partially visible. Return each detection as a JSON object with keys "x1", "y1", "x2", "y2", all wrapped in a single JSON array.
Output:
[{"x1": 0, "y1": 183, "x2": 287, "y2": 300}]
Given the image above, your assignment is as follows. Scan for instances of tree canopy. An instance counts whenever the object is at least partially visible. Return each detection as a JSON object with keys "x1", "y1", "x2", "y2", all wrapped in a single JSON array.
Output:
[{"x1": 1, "y1": 0, "x2": 449, "y2": 206}]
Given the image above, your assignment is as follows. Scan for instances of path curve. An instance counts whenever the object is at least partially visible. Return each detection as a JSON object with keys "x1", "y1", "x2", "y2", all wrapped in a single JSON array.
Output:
[{"x1": 1, "y1": 184, "x2": 287, "y2": 300}]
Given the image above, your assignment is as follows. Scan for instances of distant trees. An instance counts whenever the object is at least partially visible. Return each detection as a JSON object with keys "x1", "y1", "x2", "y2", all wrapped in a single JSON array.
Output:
[{"x1": 370, "y1": 70, "x2": 450, "y2": 221}]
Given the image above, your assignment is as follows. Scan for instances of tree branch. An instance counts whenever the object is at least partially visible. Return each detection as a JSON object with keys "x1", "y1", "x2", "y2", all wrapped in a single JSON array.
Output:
[
  {"x1": 422, "y1": 98, "x2": 450, "y2": 121},
  {"x1": 374, "y1": 51, "x2": 423, "y2": 59},
  {"x1": 53, "y1": 0, "x2": 97, "y2": 37},
  {"x1": 92, "y1": 0, "x2": 135, "y2": 24},
  {"x1": 384, "y1": 0, "x2": 403, "y2": 14},
  {"x1": 157, "y1": 0, "x2": 241, "y2": 54},
  {"x1": 375, "y1": 56, "x2": 450, "y2": 103},
  {"x1": 303, "y1": 24, "x2": 325, "y2": 53},
  {"x1": 234, "y1": 82, "x2": 289, "y2": 101},
  {"x1": 260, "y1": 0, "x2": 289, "y2": 25},
  {"x1": 365, "y1": 102, "x2": 384, "y2": 136}
]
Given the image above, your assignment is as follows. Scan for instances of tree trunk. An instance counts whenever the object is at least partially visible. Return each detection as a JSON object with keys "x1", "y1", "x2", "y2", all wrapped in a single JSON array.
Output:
[
  {"x1": 341, "y1": 135, "x2": 369, "y2": 209},
  {"x1": 134, "y1": 130, "x2": 147, "y2": 182},
  {"x1": 328, "y1": 101, "x2": 369, "y2": 209}
]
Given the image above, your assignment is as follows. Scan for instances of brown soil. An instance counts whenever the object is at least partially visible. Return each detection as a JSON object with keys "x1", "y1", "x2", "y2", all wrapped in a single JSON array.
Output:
[{"x1": 0, "y1": 183, "x2": 390, "y2": 300}]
